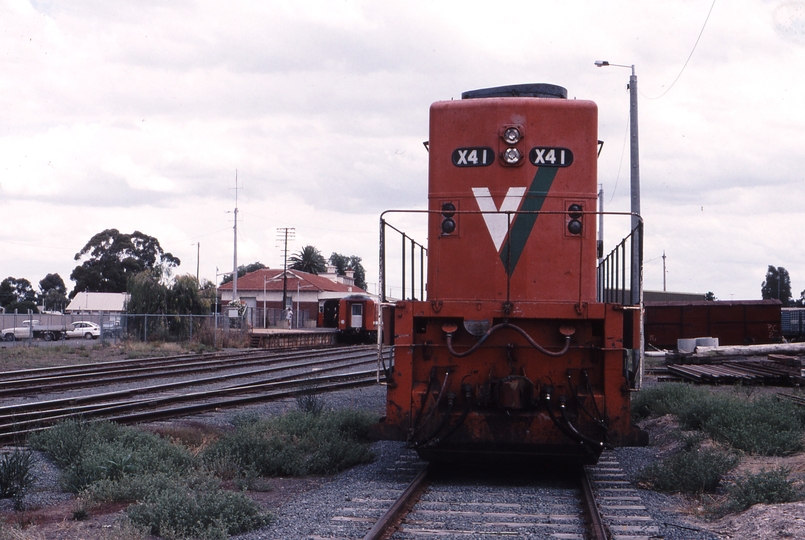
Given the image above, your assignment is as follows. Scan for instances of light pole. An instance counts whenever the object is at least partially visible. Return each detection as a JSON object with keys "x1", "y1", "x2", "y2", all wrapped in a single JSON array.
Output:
[
  {"x1": 595, "y1": 60, "x2": 641, "y2": 306},
  {"x1": 191, "y1": 243, "x2": 200, "y2": 282}
]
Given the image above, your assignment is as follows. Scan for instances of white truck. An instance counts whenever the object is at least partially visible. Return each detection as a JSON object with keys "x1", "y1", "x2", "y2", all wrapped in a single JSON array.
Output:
[{"x1": 1, "y1": 320, "x2": 66, "y2": 341}]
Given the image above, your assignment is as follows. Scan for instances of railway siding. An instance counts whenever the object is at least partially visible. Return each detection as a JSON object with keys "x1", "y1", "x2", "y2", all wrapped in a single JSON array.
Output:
[{"x1": 586, "y1": 451, "x2": 660, "y2": 539}]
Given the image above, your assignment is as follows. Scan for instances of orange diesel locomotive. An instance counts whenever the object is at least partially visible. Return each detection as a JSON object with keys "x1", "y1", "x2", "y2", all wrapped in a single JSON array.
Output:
[{"x1": 375, "y1": 83, "x2": 646, "y2": 463}]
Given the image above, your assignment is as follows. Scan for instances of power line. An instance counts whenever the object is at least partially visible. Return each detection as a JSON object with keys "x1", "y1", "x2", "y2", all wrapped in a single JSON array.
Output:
[{"x1": 643, "y1": 0, "x2": 717, "y2": 100}]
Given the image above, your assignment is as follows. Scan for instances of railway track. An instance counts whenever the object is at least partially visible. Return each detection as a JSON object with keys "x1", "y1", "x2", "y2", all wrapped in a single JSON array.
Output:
[
  {"x1": 362, "y1": 462, "x2": 608, "y2": 539},
  {"x1": 0, "y1": 346, "x2": 389, "y2": 444},
  {"x1": 300, "y1": 449, "x2": 660, "y2": 540}
]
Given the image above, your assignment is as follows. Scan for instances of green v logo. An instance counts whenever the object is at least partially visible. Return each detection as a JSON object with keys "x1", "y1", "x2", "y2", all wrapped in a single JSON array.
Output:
[{"x1": 497, "y1": 167, "x2": 559, "y2": 276}]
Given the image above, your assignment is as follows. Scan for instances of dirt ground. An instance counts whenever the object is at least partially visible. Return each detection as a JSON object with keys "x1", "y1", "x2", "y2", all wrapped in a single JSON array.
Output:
[{"x1": 635, "y1": 412, "x2": 805, "y2": 539}]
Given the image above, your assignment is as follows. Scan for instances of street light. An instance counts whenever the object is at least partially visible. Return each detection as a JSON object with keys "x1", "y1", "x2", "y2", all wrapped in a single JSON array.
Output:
[
  {"x1": 596, "y1": 59, "x2": 644, "y2": 391},
  {"x1": 595, "y1": 59, "x2": 641, "y2": 306}
]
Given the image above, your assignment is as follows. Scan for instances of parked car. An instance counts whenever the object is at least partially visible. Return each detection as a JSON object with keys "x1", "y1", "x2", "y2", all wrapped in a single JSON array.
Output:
[
  {"x1": 66, "y1": 321, "x2": 100, "y2": 340},
  {"x1": 102, "y1": 320, "x2": 123, "y2": 337}
]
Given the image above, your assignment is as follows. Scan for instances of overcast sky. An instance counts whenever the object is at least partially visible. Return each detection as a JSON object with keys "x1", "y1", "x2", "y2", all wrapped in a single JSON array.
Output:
[{"x1": 2, "y1": 0, "x2": 804, "y2": 301}]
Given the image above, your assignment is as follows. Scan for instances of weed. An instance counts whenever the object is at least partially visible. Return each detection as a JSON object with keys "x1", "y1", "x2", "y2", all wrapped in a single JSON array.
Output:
[
  {"x1": 30, "y1": 420, "x2": 194, "y2": 492},
  {"x1": 125, "y1": 473, "x2": 272, "y2": 540},
  {"x1": 296, "y1": 392, "x2": 326, "y2": 415},
  {"x1": 631, "y1": 383, "x2": 707, "y2": 420},
  {"x1": 0, "y1": 448, "x2": 36, "y2": 510},
  {"x1": 633, "y1": 385, "x2": 805, "y2": 456},
  {"x1": 235, "y1": 468, "x2": 273, "y2": 492},
  {"x1": 202, "y1": 409, "x2": 376, "y2": 477},
  {"x1": 679, "y1": 395, "x2": 805, "y2": 455},
  {"x1": 639, "y1": 445, "x2": 739, "y2": 494},
  {"x1": 714, "y1": 468, "x2": 802, "y2": 516},
  {"x1": 147, "y1": 423, "x2": 224, "y2": 455},
  {"x1": 0, "y1": 524, "x2": 47, "y2": 540},
  {"x1": 85, "y1": 472, "x2": 211, "y2": 504}
]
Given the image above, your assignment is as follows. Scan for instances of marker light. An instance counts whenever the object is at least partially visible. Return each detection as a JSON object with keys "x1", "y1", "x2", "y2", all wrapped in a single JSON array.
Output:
[
  {"x1": 503, "y1": 147, "x2": 523, "y2": 164},
  {"x1": 502, "y1": 127, "x2": 521, "y2": 145}
]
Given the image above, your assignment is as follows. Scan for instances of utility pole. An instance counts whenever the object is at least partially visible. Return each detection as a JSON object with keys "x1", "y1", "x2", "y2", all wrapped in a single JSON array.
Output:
[
  {"x1": 662, "y1": 251, "x2": 667, "y2": 292},
  {"x1": 276, "y1": 227, "x2": 296, "y2": 312},
  {"x1": 594, "y1": 60, "x2": 640, "y2": 305},
  {"x1": 232, "y1": 171, "x2": 239, "y2": 303}
]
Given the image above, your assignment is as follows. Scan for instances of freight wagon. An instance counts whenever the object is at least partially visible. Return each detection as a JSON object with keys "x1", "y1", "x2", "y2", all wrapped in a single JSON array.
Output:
[{"x1": 644, "y1": 300, "x2": 782, "y2": 350}]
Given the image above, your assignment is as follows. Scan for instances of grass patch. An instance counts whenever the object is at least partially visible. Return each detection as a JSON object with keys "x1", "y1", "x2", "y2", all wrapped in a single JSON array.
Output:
[
  {"x1": 633, "y1": 384, "x2": 805, "y2": 456},
  {"x1": 714, "y1": 468, "x2": 802, "y2": 515},
  {"x1": 202, "y1": 408, "x2": 377, "y2": 477},
  {"x1": 639, "y1": 444, "x2": 739, "y2": 494}
]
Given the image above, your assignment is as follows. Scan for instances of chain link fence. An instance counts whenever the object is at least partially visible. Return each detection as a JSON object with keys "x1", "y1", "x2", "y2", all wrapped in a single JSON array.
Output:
[{"x1": 0, "y1": 307, "x2": 313, "y2": 346}]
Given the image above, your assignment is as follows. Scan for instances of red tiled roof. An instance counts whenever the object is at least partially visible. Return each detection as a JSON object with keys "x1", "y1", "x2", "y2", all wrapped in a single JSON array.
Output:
[{"x1": 218, "y1": 268, "x2": 365, "y2": 294}]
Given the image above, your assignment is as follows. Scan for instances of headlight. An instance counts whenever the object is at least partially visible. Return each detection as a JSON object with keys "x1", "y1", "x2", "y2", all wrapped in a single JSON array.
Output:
[
  {"x1": 502, "y1": 127, "x2": 521, "y2": 145},
  {"x1": 502, "y1": 147, "x2": 523, "y2": 164}
]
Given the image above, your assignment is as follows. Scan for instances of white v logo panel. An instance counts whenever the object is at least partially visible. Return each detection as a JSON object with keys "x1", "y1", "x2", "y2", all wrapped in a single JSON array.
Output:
[{"x1": 472, "y1": 187, "x2": 527, "y2": 251}]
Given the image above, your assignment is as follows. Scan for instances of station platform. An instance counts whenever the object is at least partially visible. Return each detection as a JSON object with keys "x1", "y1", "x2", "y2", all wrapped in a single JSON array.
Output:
[{"x1": 249, "y1": 328, "x2": 339, "y2": 349}]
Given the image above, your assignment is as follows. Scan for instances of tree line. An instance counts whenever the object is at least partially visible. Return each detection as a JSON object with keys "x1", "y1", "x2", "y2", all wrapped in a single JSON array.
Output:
[
  {"x1": 761, "y1": 265, "x2": 805, "y2": 306},
  {"x1": 2, "y1": 230, "x2": 367, "y2": 316}
]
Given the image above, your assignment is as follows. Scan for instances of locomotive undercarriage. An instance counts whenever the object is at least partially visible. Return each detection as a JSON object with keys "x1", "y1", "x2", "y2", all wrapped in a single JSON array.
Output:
[{"x1": 374, "y1": 300, "x2": 647, "y2": 464}]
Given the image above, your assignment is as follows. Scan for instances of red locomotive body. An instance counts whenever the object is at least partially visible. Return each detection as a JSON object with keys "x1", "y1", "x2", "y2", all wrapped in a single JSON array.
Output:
[{"x1": 375, "y1": 84, "x2": 645, "y2": 463}]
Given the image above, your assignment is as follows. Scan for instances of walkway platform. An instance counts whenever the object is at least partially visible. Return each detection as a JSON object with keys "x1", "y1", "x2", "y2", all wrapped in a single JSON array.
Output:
[{"x1": 249, "y1": 328, "x2": 339, "y2": 349}]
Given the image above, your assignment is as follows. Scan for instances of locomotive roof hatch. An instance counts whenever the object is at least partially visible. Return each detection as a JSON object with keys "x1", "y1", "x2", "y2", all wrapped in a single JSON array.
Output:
[{"x1": 461, "y1": 83, "x2": 567, "y2": 100}]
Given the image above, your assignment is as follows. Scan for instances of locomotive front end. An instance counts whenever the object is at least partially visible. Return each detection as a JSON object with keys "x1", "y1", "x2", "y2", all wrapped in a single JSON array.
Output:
[{"x1": 376, "y1": 84, "x2": 646, "y2": 463}]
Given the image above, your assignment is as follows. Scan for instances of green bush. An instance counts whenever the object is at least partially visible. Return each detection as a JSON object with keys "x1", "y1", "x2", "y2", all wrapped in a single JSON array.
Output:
[
  {"x1": 30, "y1": 420, "x2": 195, "y2": 492},
  {"x1": 0, "y1": 448, "x2": 36, "y2": 510},
  {"x1": 639, "y1": 445, "x2": 739, "y2": 494},
  {"x1": 719, "y1": 468, "x2": 802, "y2": 514},
  {"x1": 702, "y1": 397, "x2": 803, "y2": 456},
  {"x1": 633, "y1": 386, "x2": 805, "y2": 456},
  {"x1": 631, "y1": 383, "x2": 707, "y2": 420},
  {"x1": 203, "y1": 409, "x2": 376, "y2": 476},
  {"x1": 84, "y1": 472, "x2": 196, "y2": 504},
  {"x1": 126, "y1": 474, "x2": 272, "y2": 540},
  {"x1": 29, "y1": 419, "x2": 118, "y2": 468}
]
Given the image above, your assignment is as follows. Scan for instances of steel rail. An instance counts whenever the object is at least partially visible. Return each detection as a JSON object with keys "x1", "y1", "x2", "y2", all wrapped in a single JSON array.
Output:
[
  {"x1": 0, "y1": 368, "x2": 384, "y2": 443},
  {"x1": 0, "y1": 349, "x2": 259, "y2": 380},
  {"x1": 362, "y1": 463, "x2": 432, "y2": 540},
  {"x1": 0, "y1": 348, "x2": 380, "y2": 398},
  {"x1": 0, "y1": 355, "x2": 384, "y2": 427},
  {"x1": 579, "y1": 465, "x2": 609, "y2": 540},
  {"x1": 0, "y1": 346, "x2": 376, "y2": 388}
]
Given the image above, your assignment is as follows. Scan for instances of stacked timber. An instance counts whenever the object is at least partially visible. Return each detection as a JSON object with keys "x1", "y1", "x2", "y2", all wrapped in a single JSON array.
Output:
[{"x1": 665, "y1": 347, "x2": 804, "y2": 386}]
